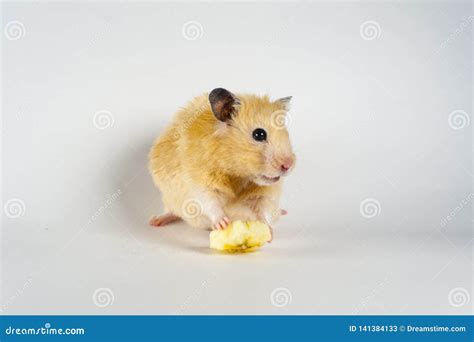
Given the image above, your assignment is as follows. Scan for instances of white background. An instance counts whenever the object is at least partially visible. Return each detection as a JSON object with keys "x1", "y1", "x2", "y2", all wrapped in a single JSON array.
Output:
[{"x1": 2, "y1": 1, "x2": 472, "y2": 314}]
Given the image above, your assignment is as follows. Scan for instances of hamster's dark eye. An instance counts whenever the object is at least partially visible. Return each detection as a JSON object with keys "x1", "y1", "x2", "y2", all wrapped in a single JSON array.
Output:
[{"x1": 252, "y1": 128, "x2": 267, "y2": 142}]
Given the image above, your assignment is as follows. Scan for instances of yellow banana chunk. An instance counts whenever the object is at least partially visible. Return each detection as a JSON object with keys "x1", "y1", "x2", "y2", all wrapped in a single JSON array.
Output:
[{"x1": 209, "y1": 220, "x2": 272, "y2": 252}]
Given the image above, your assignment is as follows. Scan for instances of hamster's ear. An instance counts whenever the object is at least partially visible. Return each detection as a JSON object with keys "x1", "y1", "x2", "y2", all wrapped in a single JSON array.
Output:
[
  {"x1": 276, "y1": 96, "x2": 292, "y2": 111},
  {"x1": 209, "y1": 88, "x2": 241, "y2": 122}
]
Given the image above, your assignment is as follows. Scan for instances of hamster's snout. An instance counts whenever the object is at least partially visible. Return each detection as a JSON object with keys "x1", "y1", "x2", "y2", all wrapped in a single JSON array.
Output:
[
  {"x1": 279, "y1": 157, "x2": 294, "y2": 172},
  {"x1": 256, "y1": 153, "x2": 295, "y2": 186},
  {"x1": 273, "y1": 155, "x2": 295, "y2": 174}
]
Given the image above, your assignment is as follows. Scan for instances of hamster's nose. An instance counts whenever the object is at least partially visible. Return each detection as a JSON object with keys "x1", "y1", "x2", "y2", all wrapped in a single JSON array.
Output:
[{"x1": 280, "y1": 158, "x2": 294, "y2": 172}]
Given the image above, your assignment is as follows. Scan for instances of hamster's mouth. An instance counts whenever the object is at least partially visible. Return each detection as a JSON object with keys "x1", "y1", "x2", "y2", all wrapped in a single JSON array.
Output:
[{"x1": 261, "y1": 175, "x2": 280, "y2": 183}]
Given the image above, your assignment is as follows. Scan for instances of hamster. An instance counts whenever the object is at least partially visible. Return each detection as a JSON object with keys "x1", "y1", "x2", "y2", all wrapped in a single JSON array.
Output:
[{"x1": 148, "y1": 88, "x2": 295, "y2": 233}]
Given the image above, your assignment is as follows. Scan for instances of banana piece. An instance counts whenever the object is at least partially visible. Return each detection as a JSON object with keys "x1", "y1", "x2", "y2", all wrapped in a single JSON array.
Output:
[{"x1": 209, "y1": 220, "x2": 272, "y2": 252}]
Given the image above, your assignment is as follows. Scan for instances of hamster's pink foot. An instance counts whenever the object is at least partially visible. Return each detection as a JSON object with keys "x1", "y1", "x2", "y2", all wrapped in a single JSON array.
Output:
[
  {"x1": 213, "y1": 216, "x2": 230, "y2": 230},
  {"x1": 281, "y1": 209, "x2": 288, "y2": 216},
  {"x1": 149, "y1": 213, "x2": 181, "y2": 227}
]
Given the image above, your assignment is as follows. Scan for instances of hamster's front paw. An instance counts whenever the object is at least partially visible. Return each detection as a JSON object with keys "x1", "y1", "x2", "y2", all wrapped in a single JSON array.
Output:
[{"x1": 213, "y1": 216, "x2": 230, "y2": 230}]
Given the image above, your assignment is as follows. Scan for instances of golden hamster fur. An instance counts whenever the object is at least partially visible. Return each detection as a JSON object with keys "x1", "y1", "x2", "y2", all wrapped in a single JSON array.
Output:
[{"x1": 148, "y1": 88, "x2": 295, "y2": 232}]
